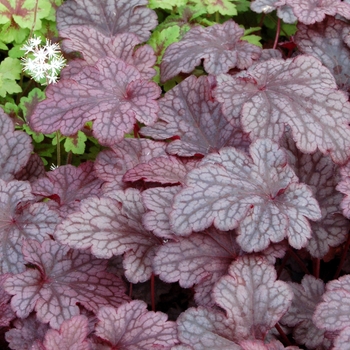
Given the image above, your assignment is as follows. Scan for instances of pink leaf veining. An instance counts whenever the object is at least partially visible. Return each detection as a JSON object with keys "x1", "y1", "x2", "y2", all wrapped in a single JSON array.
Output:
[
  {"x1": 141, "y1": 75, "x2": 251, "y2": 156},
  {"x1": 170, "y1": 139, "x2": 321, "y2": 252},
  {"x1": 95, "y1": 301, "x2": 178, "y2": 349},
  {"x1": 250, "y1": 0, "x2": 297, "y2": 23},
  {"x1": 0, "y1": 274, "x2": 15, "y2": 327},
  {"x1": 160, "y1": 20, "x2": 261, "y2": 82},
  {"x1": 3, "y1": 239, "x2": 129, "y2": 329},
  {"x1": 215, "y1": 55, "x2": 350, "y2": 163},
  {"x1": 29, "y1": 57, "x2": 160, "y2": 146},
  {"x1": 56, "y1": 0, "x2": 158, "y2": 42}
]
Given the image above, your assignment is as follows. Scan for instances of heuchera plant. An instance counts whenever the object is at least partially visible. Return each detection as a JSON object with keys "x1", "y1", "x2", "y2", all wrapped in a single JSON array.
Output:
[{"x1": 2, "y1": 0, "x2": 350, "y2": 349}]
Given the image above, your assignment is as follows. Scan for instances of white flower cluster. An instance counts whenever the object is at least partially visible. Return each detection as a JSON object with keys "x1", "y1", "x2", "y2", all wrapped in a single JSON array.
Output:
[{"x1": 21, "y1": 36, "x2": 66, "y2": 85}]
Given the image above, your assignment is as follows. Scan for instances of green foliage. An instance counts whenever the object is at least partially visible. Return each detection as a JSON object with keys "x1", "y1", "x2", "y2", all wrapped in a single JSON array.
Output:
[
  {"x1": 191, "y1": 0, "x2": 237, "y2": 16},
  {"x1": 63, "y1": 131, "x2": 88, "y2": 155},
  {"x1": 0, "y1": 58, "x2": 22, "y2": 97}
]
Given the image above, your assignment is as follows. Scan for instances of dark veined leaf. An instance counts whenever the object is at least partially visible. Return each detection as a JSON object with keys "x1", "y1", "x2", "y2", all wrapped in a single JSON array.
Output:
[
  {"x1": 282, "y1": 132, "x2": 349, "y2": 258},
  {"x1": 60, "y1": 26, "x2": 156, "y2": 79},
  {"x1": 285, "y1": 0, "x2": 350, "y2": 25},
  {"x1": 141, "y1": 75, "x2": 251, "y2": 156},
  {"x1": 95, "y1": 301, "x2": 178, "y2": 349},
  {"x1": 55, "y1": 189, "x2": 162, "y2": 283},
  {"x1": 94, "y1": 138, "x2": 168, "y2": 192},
  {"x1": 56, "y1": 0, "x2": 158, "y2": 42},
  {"x1": 160, "y1": 20, "x2": 261, "y2": 82},
  {"x1": 177, "y1": 256, "x2": 293, "y2": 348},
  {"x1": 3, "y1": 239, "x2": 129, "y2": 329},
  {"x1": 0, "y1": 274, "x2": 15, "y2": 327},
  {"x1": 0, "y1": 108, "x2": 32, "y2": 182},
  {"x1": 295, "y1": 16, "x2": 350, "y2": 93},
  {"x1": 215, "y1": 55, "x2": 350, "y2": 164},
  {"x1": 170, "y1": 139, "x2": 321, "y2": 252},
  {"x1": 0, "y1": 180, "x2": 60, "y2": 274},
  {"x1": 29, "y1": 57, "x2": 161, "y2": 146},
  {"x1": 250, "y1": 0, "x2": 297, "y2": 23},
  {"x1": 31, "y1": 162, "x2": 104, "y2": 218},
  {"x1": 280, "y1": 275, "x2": 328, "y2": 349}
]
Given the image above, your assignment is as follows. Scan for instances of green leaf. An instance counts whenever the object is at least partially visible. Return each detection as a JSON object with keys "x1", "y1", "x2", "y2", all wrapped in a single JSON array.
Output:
[
  {"x1": 241, "y1": 34, "x2": 262, "y2": 48},
  {"x1": 232, "y1": 0, "x2": 250, "y2": 12},
  {"x1": 148, "y1": 0, "x2": 187, "y2": 10},
  {"x1": 0, "y1": 0, "x2": 51, "y2": 30},
  {"x1": 148, "y1": 26, "x2": 181, "y2": 64},
  {"x1": 0, "y1": 57, "x2": 22, "y2": 97},
  {"x1": 19, "y1": 87, "x2": 46, "y2": 121},
  {"x1": 191, "y1": 0, "x2": 237, "y2": 16},
  {"x1": 64, "y1": 131, "x2": 87, "y2": 154},
  {"x1": 22, "y1": 124, "x2": 45, "y2": 143}
]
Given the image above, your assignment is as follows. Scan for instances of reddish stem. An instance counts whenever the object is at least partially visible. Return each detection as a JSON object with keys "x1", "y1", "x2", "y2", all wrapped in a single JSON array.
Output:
[
  {"x1": 151, "y1": 273, "x2": 156, "y2": 312},
  {"x1": 288, "y1": 247, "x2": 310, "y2": 275},
  {"x1": 273, "y1": 17, "x2": 281, "y2": 50},
  {"x1": 133, "y1": 123, "x2": 140, "y2": 138},
  {"x1": 275, "y1": 323, "x2": 292, "y2": 346},
  {"x1": 313, "y1": 258, "x2": 320, "y2": 279},
  {"x1": 334, "y1": 231, "x2": 350, "y2": 279}
]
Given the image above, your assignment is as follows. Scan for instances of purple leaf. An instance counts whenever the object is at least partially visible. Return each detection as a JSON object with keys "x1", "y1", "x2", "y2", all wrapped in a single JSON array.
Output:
[
  {"x1": 94, "y1": 138, "x2": 167, "y2": 192},
  {"x1": 250, "y1": 0, "x2": 297, "y2": 23},
  {"x1": 337, "y1": 162, "x2": 350, "y2": 219},
  {"x1": 31, "y1": 162, "x2": 104, "y2": 217},
  {"x1": 123, "y1": 156, "x2": 187, "y2": 184},
  {"x1": 43, "y1": 315, "x2": 90, "y2": 350},
  {"x1": 0, "y1": 180, "x2": 60, "y2": 274},
  {"x1": 0, "y1": 274, "x2": 15, "y2": 327},
  {"x1": 141, "y1": 75, "x2": 251, "y2": 156},
  {"x1": 170, "y1": 139, "x2": 321, "y2": 252},
  {"x1": 314, "y1": 274, "x2": 350, "y2": 332},
  {"x1": 0, "y1": 108, "x2": 32, "y2": 181},
  {"x1": 280, "y1": 275, "x2": 327, "y2": 349},
  {"x1": 15, "y1": 154, "x2": 46, "y2": 183},
  {"x1": 160, "y1": 20, "x2": 261, "y2": 82},
  {"x1": 295, "y1": 16, "x2": 350, "y2": 93},
  {"x1": 56, "y1": 0, "x2": 158, "y2": 42},
  {"x1": 142, "y1": 186, "x2": 181, "y2": 238},
  {"x1": 285, "y1": 0, "x2": 350, "y2": 25},
  {"x1": 215, "y1": 55, "x2": 350, "y2": 164},
  {"x1": 153, "y1": 228, "x2": 241, "y2": 307},
  {"x1": 60, "y1": 27, "x2": 156, "y2": 79},
  {"x1": 3, "y1": 239, "x2": 129, "y2": 329},
  {"x1": 95, "y1": 301, "x2": 178, "y2": 349},
  {"x1": 334, "y1": 327, "x2": 350, "y2": 350},
  {"x1": 55, "y1": 189, "x2": 161, "y2": 283},
  {"x1": 29, "y1": 57, "x2": 161, "y2": 146},
  {"x1": 213, "y1": 256, "x2": 293, "y2": 340},
  {"x1": 282, "y1": 133, "x2": 349, "y2": 258},
  {"x1": 5, "y1": 314, "x2": 49, "y2": 350},
  {"x1": 177, "y1": 256, "x2": 292, "y2": 347}
]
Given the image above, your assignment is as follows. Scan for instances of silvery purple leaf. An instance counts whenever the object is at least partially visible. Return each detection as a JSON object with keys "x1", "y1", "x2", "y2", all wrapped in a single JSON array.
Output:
[
  {"x1": 160, "y1": 20, "x2": 261, "y2": 82},
  {"x1": 0, "y1": 180, "x2": 60, "y2": 274},
  {"x1": 285, "y1": 0, "x2": 350, "y2": 25},
  {"x1": 280, "y1": 275, "x2": 327, "y2": 349},
  {"x1": 15, "y1": 154, "x2": 46, "y2": 183},
  {"x1": 94, "y1": 138, "x2": 167, "y2": 192},
  {"x1": 215, "y1": 55, "x2": 350, "y2": 164},
  {"x1": 56, "y1": 0, "x2": 158, "y2": 42},
  {"x1": 0, "y1": 109, "x2": 32, "y2": 182},
  {"x1": 250, "y1": 0, "x2": 297, "y2": 23},
  {"x1": 141, "y1": 75, "x2": 250, "y2": 156},
  {"x1": 170, "y1": 139, "x2": 321, "y2": 252},
  {"x1": 0, "y1": 274, "x2": 15, "y2": 327},
  {"x1": 3, "y1": 239, "x2": 129, "y2": 329},
  {"x1": 95, "y1": 301, "x2": 178, "y2": 349},
  {"x1": 60, "y1": 27, "x2": 156, "y2": 79},
  {"x1": 29, "y1": 57, "x2": 161, "y2": 146},
  {"x1": 295, "y1": 17, "x2": 350, "y2": 93},
  {"x1": 31, "y1": 162, "x2": 104, "y2": 218},
  {"x1": 55, "y1": 189, "x2": 161, "y2": 283}
]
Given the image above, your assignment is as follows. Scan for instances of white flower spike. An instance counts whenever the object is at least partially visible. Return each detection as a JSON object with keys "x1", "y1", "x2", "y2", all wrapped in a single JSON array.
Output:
[{"x1": 20, "y1": 35, "x2": 66, "y2": 85}]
